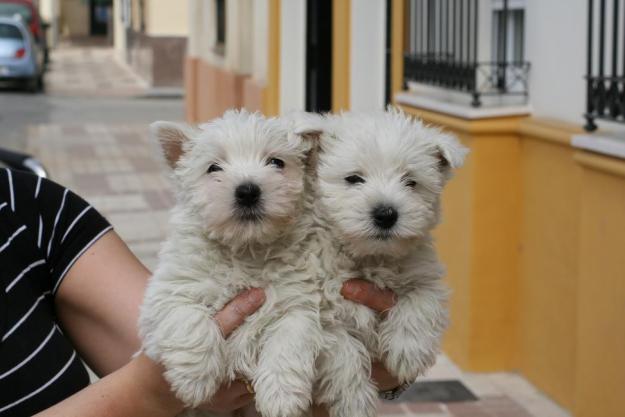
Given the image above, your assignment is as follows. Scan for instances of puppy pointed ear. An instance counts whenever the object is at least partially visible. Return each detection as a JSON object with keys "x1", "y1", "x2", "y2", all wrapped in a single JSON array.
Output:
[
  {"x1": 433, "y1": 132, "x2": 469, "y2": 171},
  {"x1": 287, "y1": 111, "x2": 326, "y2": 141},
  {"x1": 150, "y1": 121, "x2": 197, "y2": 168}
]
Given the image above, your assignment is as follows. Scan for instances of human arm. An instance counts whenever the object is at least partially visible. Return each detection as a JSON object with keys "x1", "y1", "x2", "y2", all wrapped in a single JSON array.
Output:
[{"x1": 46, "y1": 229, "x2": 265, "y2": 415}]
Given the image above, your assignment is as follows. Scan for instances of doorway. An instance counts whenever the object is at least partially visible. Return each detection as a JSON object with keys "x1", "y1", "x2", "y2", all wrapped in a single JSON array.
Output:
[
  {"x1": 305, "y1": 0, "x2": 332, "y2": 112},
  {"x1": 90, "y1": 0, "x2": 111, "y2": 36}
]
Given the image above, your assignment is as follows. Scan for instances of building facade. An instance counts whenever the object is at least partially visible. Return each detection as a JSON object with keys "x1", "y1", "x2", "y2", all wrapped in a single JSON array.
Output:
[
  {"x1": 184, "y1": 2, "x2": 625, "y2": 417},
  {"x1": 113, "y1": 0, "x2": 188, "y2": 89}
]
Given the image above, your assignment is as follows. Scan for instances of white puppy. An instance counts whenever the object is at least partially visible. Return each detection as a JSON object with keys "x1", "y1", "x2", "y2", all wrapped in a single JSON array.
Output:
[
  {"x1": 312, "y1": 109, "x2": 468, "y2": 417},
  {"x1": 139, "y1": 110, "x2": 323, "y2": 417}
]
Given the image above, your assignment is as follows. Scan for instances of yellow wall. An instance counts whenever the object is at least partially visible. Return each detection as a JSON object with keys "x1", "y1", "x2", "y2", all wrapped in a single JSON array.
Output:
[
  {"x1": 145, "y1": 0, "x2": 188, "y2": 36},
  {"x1": 60, "y1": 0, "x2": 89, "y2": 37},
  {"x1": 517, "y1": 121, "x2": 582, "y2": 409},
  {"x1": 396, "y1": 102, "x2": 625, "y2": 416},
  {"x1": 332, "y1": 0, "x2": 350, "y2": 112},
  {"x1": 264, "y1": 0, "x2": 280, "y2": 116},
  {"x1": 399, "y1": 107, "x2": 523, "y2": 371},
  {"x1": 574, "y1": 152, "x2": 625, "y2": 417}
]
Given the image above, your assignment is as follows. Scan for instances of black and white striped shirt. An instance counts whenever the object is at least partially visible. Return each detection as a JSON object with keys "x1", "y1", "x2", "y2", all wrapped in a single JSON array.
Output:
[{"x1": 0, "y1": 168, "x2": 112, "y2": 416}]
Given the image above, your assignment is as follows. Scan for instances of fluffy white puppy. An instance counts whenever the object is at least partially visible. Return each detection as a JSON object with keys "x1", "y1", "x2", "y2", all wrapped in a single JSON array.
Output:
[
  {"x1": 312, "y1": 108, "x2": 468, "y2": 417},
  {"x1": 139, "y1": 110, "x2": 323, "y2": 417}
]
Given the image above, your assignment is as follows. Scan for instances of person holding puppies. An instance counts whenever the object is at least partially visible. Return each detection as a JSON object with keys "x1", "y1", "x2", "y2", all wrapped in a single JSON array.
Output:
[{"x1": 0, "y1": 168, "x2": 399, "y2": 417}]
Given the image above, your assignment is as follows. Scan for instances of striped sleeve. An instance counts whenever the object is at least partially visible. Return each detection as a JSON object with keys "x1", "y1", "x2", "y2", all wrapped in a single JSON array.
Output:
[{"x1": 9, "y1": 169, "x2": 112, "y2": 295}]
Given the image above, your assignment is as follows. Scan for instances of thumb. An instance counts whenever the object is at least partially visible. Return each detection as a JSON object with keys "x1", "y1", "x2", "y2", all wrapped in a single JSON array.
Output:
[{"x1": 214, "y1": 288, "x2": 266, "y2": 337}]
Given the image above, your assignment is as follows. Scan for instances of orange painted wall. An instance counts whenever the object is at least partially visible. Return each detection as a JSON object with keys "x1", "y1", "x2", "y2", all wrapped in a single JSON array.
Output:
[
  {"x1": 517, "y1": 125, "x2": 581, "y2": 410},
  {"x1": 184, "y1": 57, "x2": 199, "y2": 123},
  {"x1": 184, "y1": 58, "x2": 264, "y2": 123},
  {"x1": 574, "y1": 152, "x2": 625, "y2": 417}
]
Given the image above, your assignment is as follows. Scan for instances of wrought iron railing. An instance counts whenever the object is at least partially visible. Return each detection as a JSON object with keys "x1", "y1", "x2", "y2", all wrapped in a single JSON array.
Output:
[
  {"x1": 403, "y1": 0, "x2": 530, "y2": 107},
  {"x1": 584, "y1": 0, "x2": 625, "y2": 131}
]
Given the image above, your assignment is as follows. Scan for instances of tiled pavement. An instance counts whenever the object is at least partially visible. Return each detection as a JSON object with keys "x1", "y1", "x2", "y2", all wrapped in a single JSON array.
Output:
[
  {"x1": 27, "y1": 123, "x2": 172, "y2": 270},
  {"x1": 26, "y1": 120, "x2": 572, "y2": 417},
  {"x1": 45, "y1": 43, "x2": 147, "y2": 97}
]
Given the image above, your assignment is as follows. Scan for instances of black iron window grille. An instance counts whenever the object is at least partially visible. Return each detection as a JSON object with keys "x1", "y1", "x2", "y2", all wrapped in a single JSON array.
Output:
[
  {"x1": 403, "y1": 0, "x2": 530, "y2": 107},
  {"x1": 584, "y1": 0, "x2": 625, "y2": 131}
]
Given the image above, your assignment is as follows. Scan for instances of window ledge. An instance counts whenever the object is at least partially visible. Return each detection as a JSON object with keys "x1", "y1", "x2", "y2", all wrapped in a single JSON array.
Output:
[
  {"x1": 395, "y1": 92, "x2": 532, "y2": 120},
  {"x1": 572, "y1": 133, "x2": 625, "y2": 160}
]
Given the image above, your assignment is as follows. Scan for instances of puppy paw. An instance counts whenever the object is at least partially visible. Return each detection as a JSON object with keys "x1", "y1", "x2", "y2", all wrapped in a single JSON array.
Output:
[
  {"x1": 164, "y1": 364, "x2": 225, "y2": 408},
  {"x1": 326, "y1": 384, "x2": 378, "y2": 417},
  {"x1": 383, "y1": 341, "x2": 437, "y2": 383},
  {"x1": 254, "y1": 372, "x2": 313, "y2": 417},
  {"x1": 158, "y1": 318, "x2": 228, "y2": 407}
]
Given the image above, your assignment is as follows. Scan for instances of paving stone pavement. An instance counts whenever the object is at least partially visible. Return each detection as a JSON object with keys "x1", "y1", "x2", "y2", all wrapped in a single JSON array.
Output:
[
  {"x1": 45, "y1": 43, "x2": 147, "y2": 97},
  {"x1": 26, "y1": 121, "x2": 573, "y2": 417}
]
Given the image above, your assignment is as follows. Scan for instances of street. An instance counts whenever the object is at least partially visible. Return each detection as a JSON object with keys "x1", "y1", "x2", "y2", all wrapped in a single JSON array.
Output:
[
  {"x1": 0, "y1": 42, "x2": 571, "y2": 417},
  {"x1": 0, "y1": 42, "x2": 183, "y2": 269}
]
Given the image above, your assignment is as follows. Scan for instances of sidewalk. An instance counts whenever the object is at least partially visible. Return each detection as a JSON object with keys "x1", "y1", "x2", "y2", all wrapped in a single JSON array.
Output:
[{"x1": 45, "y1": 43, "x2": 147, "y2": 98}]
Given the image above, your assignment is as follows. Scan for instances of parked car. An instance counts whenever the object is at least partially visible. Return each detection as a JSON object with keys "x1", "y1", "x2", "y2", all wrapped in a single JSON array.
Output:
[
  {"x1": 0, "y1": 147, "x2": 47, "y2": 177},
  {"x1": 0, "y1": 16, "x2": 44, "y2": 92},
  {"x1": 0, "y1": 0, "x2": 48, "y2": 65}
]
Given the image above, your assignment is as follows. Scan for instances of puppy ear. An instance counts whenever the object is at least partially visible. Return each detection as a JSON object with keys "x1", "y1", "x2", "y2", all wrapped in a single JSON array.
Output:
[
  {"x1": 433, "y1": 132, "x2": 468, "y2": 171},
  {"x1": 287, "y1": 111, "x2": 325, "y2": 141},
  {"x1": 150, "y1": 121, "x2": 197, "y2": 169}
]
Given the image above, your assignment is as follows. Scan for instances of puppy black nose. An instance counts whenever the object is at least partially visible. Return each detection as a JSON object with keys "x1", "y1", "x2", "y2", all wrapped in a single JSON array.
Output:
[
  {"x1": 372, "y1": 205, "x2": 398, "y2": 229},
  {"x1": 235, "y1": 182, "x2": 261, "y2": 207}
]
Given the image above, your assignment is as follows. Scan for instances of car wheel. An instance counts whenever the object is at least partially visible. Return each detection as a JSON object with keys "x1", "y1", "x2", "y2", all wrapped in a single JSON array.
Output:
[
  {"x1": 26, "y1": 77, "x2": 38, "y2": 93},
  {"x1": 26, "y1": 75, "x2": 44, "y2": 93}
]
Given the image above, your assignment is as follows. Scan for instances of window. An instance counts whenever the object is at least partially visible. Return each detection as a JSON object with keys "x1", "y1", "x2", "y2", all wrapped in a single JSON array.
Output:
[
  {"x1": 491, "y1": 0, "x2": 525, "y2": 63},
  {"x1": 0, "y1": 4, "x2": 32, "y2": 24},
  {"x1": 0, "y1": 23, "x2": 23, "y2": 40},
  {"x1": 215, "y1": 0, "x2": 226, "y2": 55},
  {"x1": 584, "y1": 0, "x2": 625, "y2": 131},
  {"x1": 403, "y1": 0, "x2": 530, "y2": 107},
  {"x1": 490, "y1": 0, "x2": 525, "y2": 92}
]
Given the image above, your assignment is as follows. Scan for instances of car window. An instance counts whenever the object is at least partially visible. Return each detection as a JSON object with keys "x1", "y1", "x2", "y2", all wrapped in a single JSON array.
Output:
[
  {"x1": 0, "y1": 22, "x2": 23, "y2": 39},
  {"x1": 0, "y1": 4, "x2": 32, "y2": 24}
]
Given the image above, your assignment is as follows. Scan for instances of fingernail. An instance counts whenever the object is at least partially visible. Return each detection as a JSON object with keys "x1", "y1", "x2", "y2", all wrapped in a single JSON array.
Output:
[
  {"x1": 247, "y1": 288, "x2": 265, "y2": 306},
  {"x1": 341, "y1": 281, "x2": 360, "y2": 298}
]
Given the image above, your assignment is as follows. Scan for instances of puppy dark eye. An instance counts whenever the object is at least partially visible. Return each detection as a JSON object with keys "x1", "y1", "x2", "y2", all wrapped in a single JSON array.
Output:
[
  {"x1": 267, "y1": 158, "x2": 285, "y2": 169},
  {"x1": 344, "y1": 175, "x2": 365, "y2": 185},
  {"x1": 207, "y1": 164, "x2": 223, "y2": 173},
  {"x1": 405, "y1": 179, "x2": 417, "y2": 188}
]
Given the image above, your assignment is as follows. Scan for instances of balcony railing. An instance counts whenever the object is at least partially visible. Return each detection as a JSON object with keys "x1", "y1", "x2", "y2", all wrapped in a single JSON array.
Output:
[
  {"x1": 585, "y1": 0, "x2": 625, "y2": 131},
  {"x1": 403, "y1": 0, "x2": 530, "y2": 107}
]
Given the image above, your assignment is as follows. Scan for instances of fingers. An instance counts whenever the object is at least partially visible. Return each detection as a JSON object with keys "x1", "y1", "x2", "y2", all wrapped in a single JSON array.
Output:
[
  {"x1": 340, "y1": 278, "x2": 397, "y2": 313},
  {"x1": 198, "y1": 380, "x2": 254, "y2": 412},
  {"x1": 311, "y1": 404, "x2": 330, "y2": 417},
  {"x1": 371, "y1": 361, "x2": 401, "y2": 391},
  {"x1": 214, "y1": 288, "x2": 266, "y2": 337}
]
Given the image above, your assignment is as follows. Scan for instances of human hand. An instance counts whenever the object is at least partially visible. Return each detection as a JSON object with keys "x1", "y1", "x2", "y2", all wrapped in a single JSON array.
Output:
[
  {"x1": 196, "y1": 288, "x2": 266, "y2": 413},
  {"x1": 341, "y1": 279, "x2": 400, "y2": 391}
]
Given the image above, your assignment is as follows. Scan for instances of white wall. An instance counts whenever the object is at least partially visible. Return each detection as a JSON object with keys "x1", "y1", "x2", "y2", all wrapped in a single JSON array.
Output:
[
  {"x1": 252, "y1": 0, "x2": 269, "y2": 83},
  {"x1": 113, "y1": 0, "x2": 127, "y2": 60},
  {"x1": 225, "y1": 0, "x2": 253, "y2": 74},
  {"x1": 525, "y1": 0, "x2": 587, "y2": 124},
  {"x1": 279, "y1": 0, "x2": 306, "y2": 113},
  {"x1": 145, "y1": 0, "x2": 189, "y2": 37},
  {"x1": 350, "y1": 0, "x2": 386, "y2": 111}
]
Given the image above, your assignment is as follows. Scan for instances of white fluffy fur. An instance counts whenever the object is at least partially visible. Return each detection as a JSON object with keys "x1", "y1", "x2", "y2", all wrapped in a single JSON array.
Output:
[
  {"x1": 139, "y1": 110, "x2": 323, "y2": 417},
  {"x1": 312, "y1": 108, "x2": 468, "y2": 417}
]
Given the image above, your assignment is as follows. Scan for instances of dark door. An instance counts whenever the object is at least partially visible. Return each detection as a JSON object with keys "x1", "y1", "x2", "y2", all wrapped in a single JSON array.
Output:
[
  {"x1": 385, "y1": 0, "x2": 392, "y2": 105},
  {"x1": 305, "y1": 0, "x2": 332, "y2": 112},
  {"x1": 90, "y1": 0, "x2": 111, "y2": 36}
]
